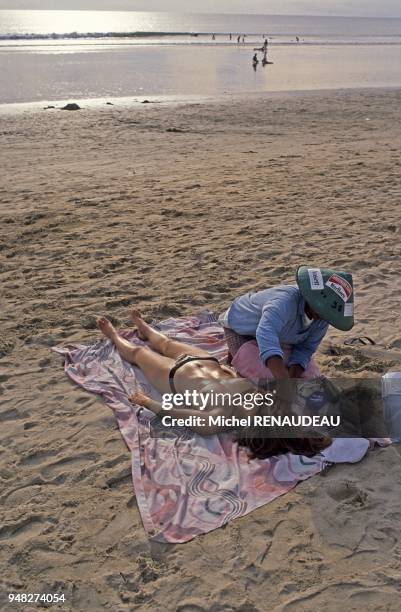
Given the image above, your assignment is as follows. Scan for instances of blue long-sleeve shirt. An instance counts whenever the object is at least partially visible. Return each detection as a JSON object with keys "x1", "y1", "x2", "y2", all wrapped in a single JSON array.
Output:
[{"x1": 226, "y1": 285, "x2": 329, "y2": 370}]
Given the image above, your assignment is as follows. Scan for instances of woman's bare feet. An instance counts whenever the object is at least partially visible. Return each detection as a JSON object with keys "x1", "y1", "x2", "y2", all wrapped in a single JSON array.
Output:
[
  {"x1": 131, "y1": 308, "x2": 150, "y2": 340},
  {"x1": 97, "y1": 316, "x2": 118, "y2": 341}
]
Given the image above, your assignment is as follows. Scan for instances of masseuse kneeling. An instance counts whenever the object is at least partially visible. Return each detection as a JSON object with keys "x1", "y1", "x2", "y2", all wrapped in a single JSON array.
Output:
[{"x1": 220, "y1": 265, "x2": 354, "y2": 380}]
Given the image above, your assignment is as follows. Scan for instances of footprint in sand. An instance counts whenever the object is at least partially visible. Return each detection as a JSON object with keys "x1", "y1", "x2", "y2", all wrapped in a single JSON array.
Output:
[
  {"x1": 19, "y1": 449, "x2": 60, "y2": 466},
  {"x1": 326, "y1": 480, "x2": 368, "y2": 507},
  {"x1": 40, "y1": 452, "x2": 99, "y2": 480},
  {"x1": 0, "y1": 515, "x2": 49, "y2": 545},
  {"x1": 0, "y1": 408, "x2": 28, "y2": 422}
]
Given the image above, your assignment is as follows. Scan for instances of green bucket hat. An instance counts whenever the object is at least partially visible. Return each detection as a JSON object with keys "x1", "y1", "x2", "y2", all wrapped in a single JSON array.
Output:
[{"x1": 296, "y1": 266, "x2": 354, "y2": 331}]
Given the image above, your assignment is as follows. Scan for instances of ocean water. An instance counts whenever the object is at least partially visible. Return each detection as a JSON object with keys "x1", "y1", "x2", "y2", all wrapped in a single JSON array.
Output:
[{"x1": 1, "y1": 11, "x2": 401, "y2": 106}]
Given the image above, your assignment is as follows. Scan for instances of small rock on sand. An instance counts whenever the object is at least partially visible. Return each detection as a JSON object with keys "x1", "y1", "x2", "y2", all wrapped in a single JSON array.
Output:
[{"x1": 61, "y1": 103, "x2": 81, "y2": 111}]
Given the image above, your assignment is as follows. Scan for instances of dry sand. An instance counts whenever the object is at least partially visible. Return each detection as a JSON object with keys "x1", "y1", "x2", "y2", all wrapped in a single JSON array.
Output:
[{"x1": 1, "y1": 88, "x2": 401, "y2": 611}]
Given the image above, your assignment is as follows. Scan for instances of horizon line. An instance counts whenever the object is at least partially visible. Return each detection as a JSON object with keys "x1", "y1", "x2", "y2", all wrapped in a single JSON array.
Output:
[{"x1": 1, "y1": 9, "x2": 401, "y2": 20}]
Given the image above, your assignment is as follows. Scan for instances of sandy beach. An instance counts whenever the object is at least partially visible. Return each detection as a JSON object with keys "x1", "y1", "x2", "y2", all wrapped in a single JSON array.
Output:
[{"x1": 1, "y1": 88, "x2": 401, "y2": 610}]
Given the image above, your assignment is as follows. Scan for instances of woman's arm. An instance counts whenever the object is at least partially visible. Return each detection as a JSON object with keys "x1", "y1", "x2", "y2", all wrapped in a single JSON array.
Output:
[{"x1": 129, "y1": 390, "x2": 164, "y2": 414}]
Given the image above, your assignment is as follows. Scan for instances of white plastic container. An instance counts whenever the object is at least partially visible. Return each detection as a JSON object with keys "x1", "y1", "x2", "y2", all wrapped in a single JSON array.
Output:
[{"x1": 382, "y1": 372, "x2": 401, "y2": 442}]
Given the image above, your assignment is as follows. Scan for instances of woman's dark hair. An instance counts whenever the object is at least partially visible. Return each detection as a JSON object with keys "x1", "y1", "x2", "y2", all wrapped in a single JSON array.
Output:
[
  {"x1": 235, "y1": 380, "x2": 333, "y2": 459},
  {"x1": 236, "y1": 433, "x2": 332, "y2": 460}
]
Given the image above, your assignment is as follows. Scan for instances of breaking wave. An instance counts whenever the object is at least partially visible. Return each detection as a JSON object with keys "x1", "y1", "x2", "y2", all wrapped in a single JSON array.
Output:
[{"x1": 0, "y1": 31, "x2": 198, "y2": 41}]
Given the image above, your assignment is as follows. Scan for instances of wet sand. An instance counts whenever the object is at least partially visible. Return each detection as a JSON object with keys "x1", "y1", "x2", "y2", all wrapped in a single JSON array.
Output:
[
  {"x1": 2, "y1": 43, "x2": 401, "y2": 105},
  {"x1": 1, "y1": 88, "x2": 401, "y2": 610}
]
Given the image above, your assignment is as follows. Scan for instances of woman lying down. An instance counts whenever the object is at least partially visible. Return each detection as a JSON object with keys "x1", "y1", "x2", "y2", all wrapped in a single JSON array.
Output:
[{"x1": 97, "y1": 309, "x2": 331, "y2": 460}]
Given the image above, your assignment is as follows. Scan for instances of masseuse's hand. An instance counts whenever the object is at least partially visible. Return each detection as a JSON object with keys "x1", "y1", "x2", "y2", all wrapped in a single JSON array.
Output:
[
  {"x1": 288, "y1": 364, "x2": 305, "y2": 379},
  {"x1": 266, "y1": 356, "x2": 295, "y2": 405},
  {"x1": 129, "y1": 390, "x2": 152, "y2": 408},
  {"x1": 266, "y1": 356, "x2": 289, "y2": 380}
]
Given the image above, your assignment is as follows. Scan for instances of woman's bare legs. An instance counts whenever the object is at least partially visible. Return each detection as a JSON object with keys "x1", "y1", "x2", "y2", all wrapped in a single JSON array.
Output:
[
  {"x1": 131, "y1": 308, "x2": 211, "y2": 359},
  {"x1": 97, "y1": 317, "x2": 173, "y2": 395}
]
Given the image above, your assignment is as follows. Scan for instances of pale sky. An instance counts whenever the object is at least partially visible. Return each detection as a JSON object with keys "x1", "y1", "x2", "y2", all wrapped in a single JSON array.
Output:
[{"x1": 0, "y1": 0, "x2": 399, "y2": 18}]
